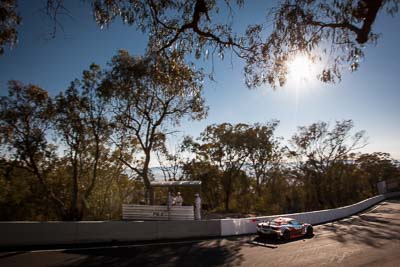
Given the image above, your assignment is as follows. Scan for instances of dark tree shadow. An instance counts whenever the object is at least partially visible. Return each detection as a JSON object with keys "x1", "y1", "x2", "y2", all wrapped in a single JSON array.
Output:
[
  {"x1": 60, "y1": 239, "x2": 244, "y2": 267},
  {"x1": 319, "y1": 199, "x2": 400, "y2": 248},
  {"x1": 0, "y1": 252, "x2": 27, "y2": 260},
  {"x1": 246, "y1": 233, "x2": 314, "y2": 249}
]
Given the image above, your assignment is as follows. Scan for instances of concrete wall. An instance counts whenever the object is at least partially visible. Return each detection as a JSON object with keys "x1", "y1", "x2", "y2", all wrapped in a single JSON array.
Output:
[
  {"x1": 220, "y1": 192, "x2": 400, "y2": 236},
  {"x1": 1, "y1": 192, "x2": 398, "y2": 247},
  {"x1": 0, "y1": 220, "x2": 221, "y2": 247}
]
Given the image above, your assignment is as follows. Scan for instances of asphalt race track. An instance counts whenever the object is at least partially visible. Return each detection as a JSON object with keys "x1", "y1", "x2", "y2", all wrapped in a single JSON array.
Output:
[{"x1": 1, "y1": 199, "x2": 399, "y2": 267}]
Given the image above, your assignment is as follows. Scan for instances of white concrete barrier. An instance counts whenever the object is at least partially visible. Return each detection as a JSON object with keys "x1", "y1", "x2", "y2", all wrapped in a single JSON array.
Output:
[
  {"x1": 1, "y1": 192, "x2": 398, "y2": 247},
  {"x1": 0, "y1": 220, "x2": 221, "y2": 247},
  {"x1": 220, "y1": 192, "x2": 400, "y2": 236}
]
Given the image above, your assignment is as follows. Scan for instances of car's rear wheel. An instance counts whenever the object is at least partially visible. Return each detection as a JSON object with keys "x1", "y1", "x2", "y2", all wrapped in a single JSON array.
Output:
[
  {"x1": 283, "y1": 230, "x2": 290, "y2": 241},
  {"x1": 306, "y1": 226, "x2": 313, "y2": 237}
]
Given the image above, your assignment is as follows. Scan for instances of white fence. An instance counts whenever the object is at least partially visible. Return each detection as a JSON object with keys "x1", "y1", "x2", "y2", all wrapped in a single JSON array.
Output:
[{"x1": 122, "y1": 204, "x2": 195, "y2": 220}]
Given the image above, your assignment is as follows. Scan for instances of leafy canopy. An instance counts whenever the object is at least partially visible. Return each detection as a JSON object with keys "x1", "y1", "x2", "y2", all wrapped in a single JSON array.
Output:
[{"x1": 3, "y1": 0, "x2": 399, "y2": 88}]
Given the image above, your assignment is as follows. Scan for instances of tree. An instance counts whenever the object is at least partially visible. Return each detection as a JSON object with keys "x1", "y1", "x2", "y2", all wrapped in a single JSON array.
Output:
[
  {"x1": 100, "y1": 50, "x2": 207, "y2": 204},
  {"x1": 5, "y1": 1, "x2": 399, "y2": 88},
  {"x1": 0, "y1": 0, "x2": 20, "y2": 55},
  {"x1": 242, "y1": 0, "x2": 400, "y2": 87},
  {"x1": 0, "y1": 81, "x2": 68, "y2": 217},
  {"x1": 53, "y1": 64, "x2": 111, "y2": 220},
  {"x1": 243, "y1": 121, "x2": 282, "y2": 195},
  {"x1": 290, "y1": 120, "x2": 367, "y2": 171},
  {"x1": 355, "y1": 152, "x2": 400, "y2": 194},
  {"x1": 194, "y1": 123, "x2": 251, "y2": 212},
  {"x1": 289, "y1": 119, "x2": 368, "y2": 208},
  {"x1": 184, "y1": 122, "x2": 290, "y2": 214},
  {"x1": 156, "y1": 140, "x2": 187, "y2": 181},
  {"x1": 0, "y1": 67, "x2": 134, "y2": 221},
  {"x1": 91, "y1": 0, "x2": 400, "y2": 87},
  {"x1": 0, "y1": 158, "x2": 49, "y2": 220},
  {"x1": 82, "y1": 150, "x2": 138, "y2": 220},
  {"x1": 182, "y1": 159, "x2": 223, "y2": 211}
]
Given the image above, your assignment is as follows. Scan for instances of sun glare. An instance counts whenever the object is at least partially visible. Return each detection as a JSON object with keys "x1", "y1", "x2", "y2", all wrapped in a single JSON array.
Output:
[{"x1": 287, "y1": 54, "x2": 317, "y2": 84}]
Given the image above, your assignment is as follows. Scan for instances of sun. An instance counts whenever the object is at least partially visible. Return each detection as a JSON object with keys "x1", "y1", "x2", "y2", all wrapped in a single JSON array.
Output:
[{"x1": 287, "y1": 54, "x2": 317, "y2": 84}]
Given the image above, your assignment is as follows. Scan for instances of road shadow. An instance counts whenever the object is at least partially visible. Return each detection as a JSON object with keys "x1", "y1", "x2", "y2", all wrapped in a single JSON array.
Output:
[
  {"x1": 246, "y1": 236, "x2": 278, "y2": 249},
  {"x1": 0, "y1": 252, "x2": 27, "y2": 260},
  {"x1": 319, "y1": 200, "x2": 400, "y2": 247},
  {"x1": 60, "y1": 239, "x2": 244, "y2": 267},
  {"x1": 246, "y1": 234, "x2": 314, "y2": 249}
]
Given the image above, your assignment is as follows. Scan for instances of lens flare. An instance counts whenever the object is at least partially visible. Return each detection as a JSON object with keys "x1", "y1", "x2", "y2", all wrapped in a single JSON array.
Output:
[{"x1": 288, "y1": 54, "x2": 316, "y2": 83}]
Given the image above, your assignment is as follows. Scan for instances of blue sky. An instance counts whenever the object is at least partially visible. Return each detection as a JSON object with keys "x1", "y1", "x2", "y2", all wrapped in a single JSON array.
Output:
[{"x1": 1, "y1": 1, "x2": 399, "y2": 159}]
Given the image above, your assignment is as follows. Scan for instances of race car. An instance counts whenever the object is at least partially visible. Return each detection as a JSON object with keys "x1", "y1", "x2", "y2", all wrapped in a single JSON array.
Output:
[{"x1": 256, "y1": 217, "x2": 313, "y2": 240}]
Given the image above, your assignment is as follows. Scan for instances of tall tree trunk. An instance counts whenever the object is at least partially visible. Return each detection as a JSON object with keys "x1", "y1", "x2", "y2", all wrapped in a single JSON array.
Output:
[
  {"x1": 224, "y1": 188, "x2": 230, "y2": 212},
  {"x1": 26, "y1": 156, "x2": 68, "y2": 220},
  {"x1": 142, "y1": 150, "x2": 155, "y2": 205},
  {"x1": 69, "y1": 152, "x2": 80, "y2": 220},
  {"x1": 223, "y1": 173, "x2": 232, "y2": 212}
]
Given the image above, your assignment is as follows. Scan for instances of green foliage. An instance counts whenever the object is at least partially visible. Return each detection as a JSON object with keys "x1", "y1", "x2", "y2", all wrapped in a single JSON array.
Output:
[
  {"x1": 184, "y1": 122, "x2": 282, "y2": 212},
  {"x1": 183, "y1": 161, "x2": 223, "y2": 210},
  {"x1": 0, "y1": 52, "x2": 399, "y2": 219},
  {"x1": 196, "y1": 123, "x2": 252, "y2": 212},
  {"x1": 355, "y1": 152, "x2": 400, "y2": 195},
  {"x1": 5, "y1": 1, "x2": 399, "y2": 88},
  {"x1": 182, "y1": 120, "x2": 399, "y2": 216},
  {"x1": 0, "y1": 49, "x2": 207, "y2": 219},
  {"x1": 89, "y1": 0, "x2": 399, "y2": 87},
  {"x1": 0, "y1": 81, "x2": 398, "y2": 220},
  {"x1": 52, "y1": 63, "x2": 112, "y2": 220},
  {"x1": 1, "y1": 112, "x2": 399, "y2": 219},
  {"x1": 0, "y1": 0, "x2": 21, "y2": 54},
  {"x1": 99, "y1": 50, "x2": 206, "y2": 204}
]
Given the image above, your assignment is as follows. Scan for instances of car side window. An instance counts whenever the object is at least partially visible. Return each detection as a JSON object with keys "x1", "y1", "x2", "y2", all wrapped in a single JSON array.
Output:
[{"x1": 290, "y1": 220, "x2": 299, "y2": 225}]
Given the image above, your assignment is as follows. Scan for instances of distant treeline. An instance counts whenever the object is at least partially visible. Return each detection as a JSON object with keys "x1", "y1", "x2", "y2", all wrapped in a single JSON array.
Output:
[
  {"x1": 176, "y1": 121, "x2": 400, "y2": 215},
  {"x1": 1, "y1": 51, "x2": 399, "y2": 221}
]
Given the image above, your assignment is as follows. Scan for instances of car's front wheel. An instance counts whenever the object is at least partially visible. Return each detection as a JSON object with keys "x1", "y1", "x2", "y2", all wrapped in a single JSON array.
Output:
[{"x1": 283, "y1": 230, "x2": 290, "y2": 241}]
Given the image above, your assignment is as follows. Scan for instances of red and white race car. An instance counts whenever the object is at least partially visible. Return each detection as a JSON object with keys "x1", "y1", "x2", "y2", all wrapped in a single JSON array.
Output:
[{"x1": 256, "y1": 217, "x2": 313, "y2": 240}]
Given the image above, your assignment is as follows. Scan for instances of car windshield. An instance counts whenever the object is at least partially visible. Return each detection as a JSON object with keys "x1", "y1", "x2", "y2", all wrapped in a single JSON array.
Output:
[{"x1": 270, "y1": 219, "x2": 287, "y2": 225}]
